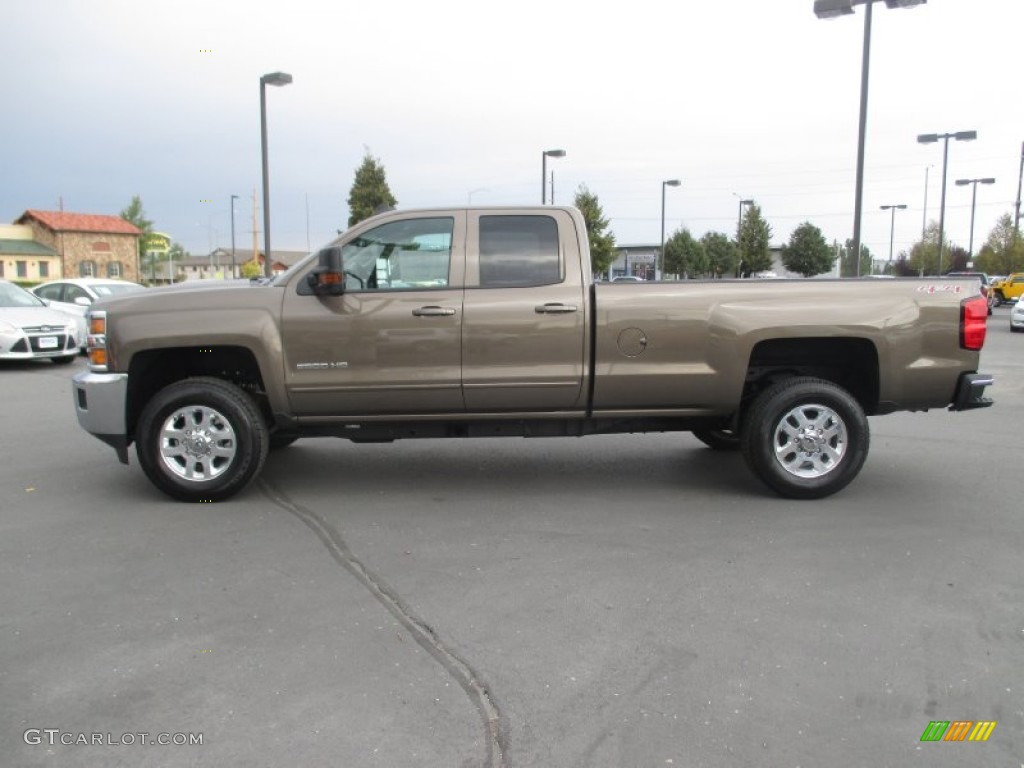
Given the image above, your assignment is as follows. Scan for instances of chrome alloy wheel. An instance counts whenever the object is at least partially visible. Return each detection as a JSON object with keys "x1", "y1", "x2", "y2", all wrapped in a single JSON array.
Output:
[
  {"x1": 159, "y1": 405, "x2": 237, "y2": 481},
  {"x1": 772, "y1": 403, "x2": 846, "y2": 479}
]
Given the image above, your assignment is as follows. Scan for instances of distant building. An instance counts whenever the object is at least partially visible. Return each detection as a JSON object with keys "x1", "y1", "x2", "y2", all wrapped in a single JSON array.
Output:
[
  {"x1": 15, "y1": 210, "x2": 142, "y2": 281},
  {"x1": 0, "y1": 224, "x2": 60, "y2": 281},
  {"x1": 177, "y1": 248, "x2": 309, "y2": 281}
]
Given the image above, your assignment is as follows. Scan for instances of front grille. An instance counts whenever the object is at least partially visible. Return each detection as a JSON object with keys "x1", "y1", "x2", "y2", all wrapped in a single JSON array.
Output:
[{"x1": 21, "y1": 325, "x2": 65, "y2": 334}]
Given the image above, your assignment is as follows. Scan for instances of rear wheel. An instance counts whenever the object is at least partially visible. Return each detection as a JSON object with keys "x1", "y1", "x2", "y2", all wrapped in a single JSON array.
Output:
[
  {"x1": 741, "y1": 377, "x2": 869, "y2": 500},
  {"x1": 692, "y1": 427, "x2": 740, "y2": 451},
  {"x1": 136, "y1": 377, "x2": 269, "y2": 502}
]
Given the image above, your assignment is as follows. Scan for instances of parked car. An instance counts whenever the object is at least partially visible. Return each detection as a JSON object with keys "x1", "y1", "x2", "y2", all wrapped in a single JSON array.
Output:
[
  {"x1": 31, "y1": 278, "x2": 145, "y2": 350},
  {"x1": 1011, "y1": 294, "x2": 1024, "y2": 332},
  {"x1": 945, "y1": 271, "x2": 996, "y2": 314},
  {"x1": 0, "y1": 280, "x2": 80, "y2": 364},
  {"x1": 990, "y1": 272, "x2": 1024, "y2": 306},
  {"x1": 611, "y1": 275, "x2": 645, "y2": 282}
]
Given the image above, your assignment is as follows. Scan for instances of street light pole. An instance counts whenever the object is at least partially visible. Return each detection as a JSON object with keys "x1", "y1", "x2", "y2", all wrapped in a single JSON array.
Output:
[
  {"x1": 229, "y1": 194, "x2": 239, "y2": 279},
  {"x1": 541, "y1": 149, "x2": 565, "y2": 204},
  {"x1": 880, "y1": 203, "x2": 907, "y2": 269},
  {"x1": 660, "y1": 179, "x2": 681, "y2": 281},
  {"x1": 814, "y1": 0, "x2": 927, "y2": 277},
  {"x1": 955, "y1": 177, "x2": 996, "y2": 258},
  {"x1": 917, "y1": 130, "x2": 977, "y2": 275},
  {"x1": 1015, "y1": 141, "x2": 1024, "y2": 239},
  {"x1": 260, "y1": 71, "x2": 292, "y2": 278}
]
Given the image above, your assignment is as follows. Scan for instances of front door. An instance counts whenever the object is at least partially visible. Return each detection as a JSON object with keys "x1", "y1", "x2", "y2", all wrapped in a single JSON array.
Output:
[{"x1": 281, "y1": 213, "x2": 466, "y2": 417}]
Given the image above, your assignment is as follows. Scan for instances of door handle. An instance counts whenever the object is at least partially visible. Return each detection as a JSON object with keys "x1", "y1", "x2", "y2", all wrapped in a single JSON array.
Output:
[
  {"x1": 412, "y1": 306, "x2": 456, "y2": 317},
  {"x1": 534, "y1": 303, "x2": 578, "y2": 314}
]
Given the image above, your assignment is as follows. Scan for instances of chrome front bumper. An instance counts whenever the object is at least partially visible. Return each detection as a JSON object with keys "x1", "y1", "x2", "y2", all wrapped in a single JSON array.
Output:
[{"x1": 72, "y1": 371, "x2": 130, "y2": 464}]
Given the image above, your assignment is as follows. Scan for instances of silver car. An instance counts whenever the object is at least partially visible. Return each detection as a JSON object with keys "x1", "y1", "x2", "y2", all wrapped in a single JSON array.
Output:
[
  {"x1": 0, "y1": 280, "x2": 80, "y2": 364},
  {"x1": 31, "y1": 278, "x2": 145, "y2": 350}
]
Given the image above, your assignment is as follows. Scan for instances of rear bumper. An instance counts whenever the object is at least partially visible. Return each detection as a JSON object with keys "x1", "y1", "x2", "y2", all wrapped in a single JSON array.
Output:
[
  {"x1": 950, "y1": 372, "x2": 994, "y2": 411},
  {"x1": 72, "y1": 371, "x2": 130, "y2": 463}
]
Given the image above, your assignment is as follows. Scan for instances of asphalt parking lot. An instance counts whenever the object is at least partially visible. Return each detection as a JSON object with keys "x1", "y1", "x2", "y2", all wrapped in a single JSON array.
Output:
[{"x1": 2, "y1": 308, "x2": 1022, "y2": 768}]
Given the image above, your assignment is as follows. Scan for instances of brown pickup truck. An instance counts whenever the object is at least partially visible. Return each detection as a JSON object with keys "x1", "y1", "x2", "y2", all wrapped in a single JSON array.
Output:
[{"x1": 72, "y1": 206, "x2": 993, "y2": 503}]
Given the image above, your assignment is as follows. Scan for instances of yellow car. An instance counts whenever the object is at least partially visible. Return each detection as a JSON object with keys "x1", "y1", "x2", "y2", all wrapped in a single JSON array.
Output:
[{"x1": 990, "y1": 272, "x2": 1024, "y2": 306}]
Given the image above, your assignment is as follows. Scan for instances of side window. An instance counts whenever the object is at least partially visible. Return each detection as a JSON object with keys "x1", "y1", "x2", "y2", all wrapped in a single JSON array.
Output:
[
  {"x1": 341, "y1": 217, "x2": 453, "y2": 291},
  {"x1": 35, "y1": 284, "x2": 63, "y2": 301},
  {"x1": 479, "y1": 216, "x2": 561, "y2": 287},
  {"x1": 66, "y1": 285, "x2": 91, "y2": 304}
]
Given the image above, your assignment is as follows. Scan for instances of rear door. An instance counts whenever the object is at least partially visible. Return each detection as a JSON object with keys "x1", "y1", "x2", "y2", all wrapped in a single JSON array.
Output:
[{"x1": 461, "y1": 210, "x2": 587, "y2": 412}]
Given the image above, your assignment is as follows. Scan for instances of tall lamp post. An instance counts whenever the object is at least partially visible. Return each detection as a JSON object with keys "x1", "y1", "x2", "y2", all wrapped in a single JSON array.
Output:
[
  {"x1": 814, "y1": 0, "x2": 927, "y2": 276},
  {"x1": 229, "y1": 194, "x2": 239, "y2": 279},
  {"x1": 955, "y1": 177, "x2": 995, "y2": 259},
  {"x1": 541, "y1": 149, "x2": 566, "y2": 204},
  {"x1": 879, "y1": 203, "x2": 907, "y2": 270},
  {"x1": 659, "y1": 179, "x2": 681, "y2": 281},
  {"x1": 260, "y1": 71, "x2": 293, "y2": 278},
  {"x1": 917, "y1": 130, "x2": 977, "y2": 275}
]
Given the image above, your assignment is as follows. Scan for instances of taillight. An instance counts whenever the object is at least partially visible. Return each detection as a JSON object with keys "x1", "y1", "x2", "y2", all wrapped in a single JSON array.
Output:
[{"x1": 960, "y1": 295, "x2": 987, "y2": 350}]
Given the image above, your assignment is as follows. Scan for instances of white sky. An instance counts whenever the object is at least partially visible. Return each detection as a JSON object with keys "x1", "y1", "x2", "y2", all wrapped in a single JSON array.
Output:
[{"x1": 4, "y1": 0, "x2": 1023, "y2": 261}]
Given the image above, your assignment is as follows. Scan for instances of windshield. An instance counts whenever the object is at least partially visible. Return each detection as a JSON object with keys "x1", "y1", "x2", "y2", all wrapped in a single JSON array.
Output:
[
  {"x1": 0, "y1": 281, "x2": 46, "y2": 308},
  {"x1": 92, "y1": 283, "x2": 145, "y2": 297}
]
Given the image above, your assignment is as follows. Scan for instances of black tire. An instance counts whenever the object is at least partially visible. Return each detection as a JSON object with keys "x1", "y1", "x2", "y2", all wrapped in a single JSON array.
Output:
[
  {"x1": 135, "y1": 377, "x2": 269, "y2": 502},
  {"x1": 740, "y1": 377, "x2": 869, "y2": 500},
  {"x1": 692, "y1": 427, "x2": 741, "y2": 451},
  {"x1": 51, "y1": 355, "x2": 76, "y2": 365},
  {"x1": 994, "y1": 290, "x2": 1005, "y2": 306},
  {"x1": 268, "y1": 435, "x2": 299, "y2": 451}
]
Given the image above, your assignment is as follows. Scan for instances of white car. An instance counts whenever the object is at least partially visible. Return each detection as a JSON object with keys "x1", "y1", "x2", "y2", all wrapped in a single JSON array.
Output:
[
  {"x1": 1011, "y1": 294, "x2": 1024, "y2": 333},
  {"x1": 31, "y1": 278, "x2": 145, "y2": 350},
  {"x1": 0, "y1": 280, "x2": 80, "y2": 364}
]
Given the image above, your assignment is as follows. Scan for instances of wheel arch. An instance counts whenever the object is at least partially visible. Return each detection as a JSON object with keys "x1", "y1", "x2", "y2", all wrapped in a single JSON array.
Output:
[
  {"x1": 126, "y1": 346, "x2": 271, "y2": 441},
  {"x1": 744, "y1": 337, "x2": 880, "y2": 415}
]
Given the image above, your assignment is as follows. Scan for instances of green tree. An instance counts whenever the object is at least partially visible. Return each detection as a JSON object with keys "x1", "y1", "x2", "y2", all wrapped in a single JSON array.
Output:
[
  {"x1": 347, "y1": 151, "x2": 398, "y2": 227},
  {"x1": 240, "y1": 259, "x2": 263, "y2": 279},
  {"x1": 838, "y1": 238, "x2": 874, "y2": 277},
  {"x1": 701, "y1": 232, "x2": 738, "y2": 278},
  {"x1": 663, "y1": 228, "x2": 705, "y2": 278},
  {"x1": 573, "y1": 185, "x2": 617, "y2": 277},
  {"x1": 119, "y1": 195, "x2": 153, "y2": 232},
  {"x1": 120, "y1": 195, "x2": 153, "y2": 279},
  {"x1": 781, "y1": 222, "x2": 834, "y2": 277},
  {"x1": 974, "y1": 213, "x2": 1024, "y2": 274},
  {"x1": 907, "y1": 221, "x2": 965, "y2": 276},
  {"x1": 737, "y1": 203, "x2": 773, "y2": 276}
]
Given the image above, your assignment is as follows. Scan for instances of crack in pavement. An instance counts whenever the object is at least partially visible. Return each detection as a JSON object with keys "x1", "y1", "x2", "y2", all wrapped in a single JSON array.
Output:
[{"x1": 257, "y1": 477, "x2": 506, "y2": 768}]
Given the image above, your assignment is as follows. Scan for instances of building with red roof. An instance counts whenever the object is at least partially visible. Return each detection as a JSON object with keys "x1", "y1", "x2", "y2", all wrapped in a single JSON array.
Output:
[{"x1": 15, "y1": 210, "x2": 143, "y2": 281}]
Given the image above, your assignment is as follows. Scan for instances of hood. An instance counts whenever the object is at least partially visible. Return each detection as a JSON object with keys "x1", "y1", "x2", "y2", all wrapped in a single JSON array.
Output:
[{"x1": 0, "y1": 305, "x2": 77, "y2": 330}]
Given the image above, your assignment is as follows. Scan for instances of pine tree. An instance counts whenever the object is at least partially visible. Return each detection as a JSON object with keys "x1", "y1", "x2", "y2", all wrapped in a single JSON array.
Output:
[
  {"x1": 347, "y1": 151, "x2": 398, "y2": 227},
  {"x1": 573, "y1": 185, "x2": 617, "y2": 277}
]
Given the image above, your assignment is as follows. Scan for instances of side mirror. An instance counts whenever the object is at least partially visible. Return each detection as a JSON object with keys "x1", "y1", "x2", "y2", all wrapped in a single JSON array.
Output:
[
  {"x1": 74, "y1": 296, "x2": 93, "y2": 307},
  {"x1": 306, "y1": 246, "x2": 345, "y2": 296}
]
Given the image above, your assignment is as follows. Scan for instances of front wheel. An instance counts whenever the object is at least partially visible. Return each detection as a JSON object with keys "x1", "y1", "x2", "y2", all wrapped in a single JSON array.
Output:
[
  {"x1": 136, "y1": 377, "x2": 269, "y2": 502},
  {"x1": 741, "y1": 377, "x2": 869, "y2": 500}
]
